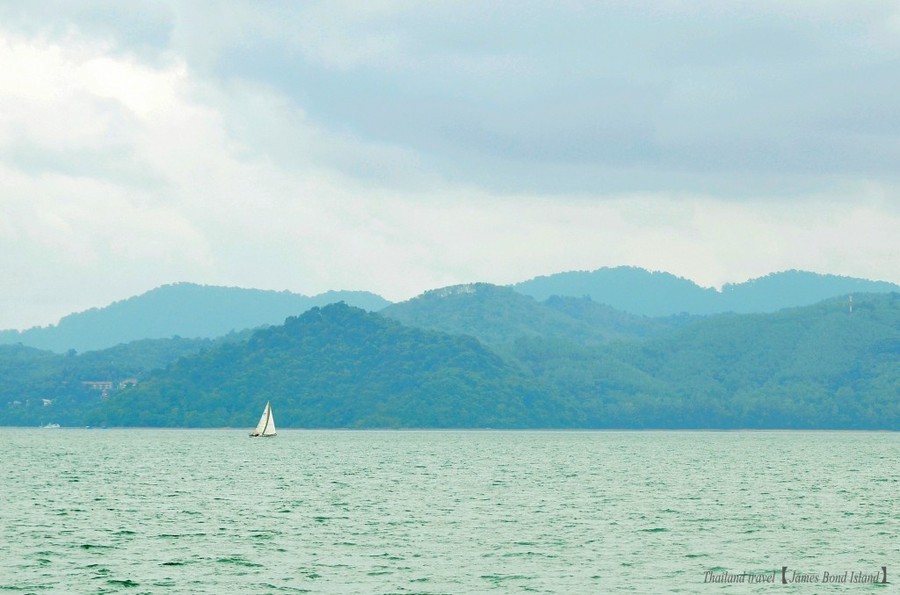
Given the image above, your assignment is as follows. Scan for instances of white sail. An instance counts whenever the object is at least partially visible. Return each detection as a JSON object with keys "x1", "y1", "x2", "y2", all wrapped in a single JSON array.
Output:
[{"x1": 250, "y1": 401, "x2": 276, "y2": 437}]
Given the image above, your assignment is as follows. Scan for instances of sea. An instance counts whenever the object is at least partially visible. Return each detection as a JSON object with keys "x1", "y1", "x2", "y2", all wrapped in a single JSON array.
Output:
[{"x1": 1, "y1": 429, "x2": 896, "y2": 593}]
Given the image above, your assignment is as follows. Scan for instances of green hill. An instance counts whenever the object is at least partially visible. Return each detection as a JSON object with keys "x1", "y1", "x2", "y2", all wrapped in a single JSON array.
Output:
[
  {"x1": 2, "y1": 294, "x2": 897, "y2": 430},
  {"x1": 627, "y1": 292, "x2": 900, "y2": 428},
  {"x1": 381, "y1": 283, "x2": 687, "y2": 348},
  {"x1": 89, "y1": 303, "x2": 569, "y2": 429},
  {"x1": 509, "y1": 292, "x2": 900, "y2": 429},
  {"x1": 0, "y1": 335, "x2": 237, "y2": 427}
]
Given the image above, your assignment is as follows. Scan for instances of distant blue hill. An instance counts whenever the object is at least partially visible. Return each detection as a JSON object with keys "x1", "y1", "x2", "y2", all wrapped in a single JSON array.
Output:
[
  {"x1": 5, "y1": 268, "x2": 896, "y2": 354},
  {"x1": 512, "y1": 267, "x2": 899, "y2": 316},
  {"x1": 0, "y1": 283, "x2": 391, "y2": 353}
]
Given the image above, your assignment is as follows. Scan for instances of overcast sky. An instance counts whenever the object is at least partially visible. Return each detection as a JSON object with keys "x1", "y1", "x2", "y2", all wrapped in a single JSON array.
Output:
[{"x1": 2, "y1": 1, "x2": 899, "y2": 329}]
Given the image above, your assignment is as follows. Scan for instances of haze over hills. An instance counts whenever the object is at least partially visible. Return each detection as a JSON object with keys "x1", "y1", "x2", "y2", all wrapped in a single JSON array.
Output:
[
  {"x1": 2, "y1": 294, "x2": 897, "y2": 429},
  {"x1": 513, "y1": 267, "x2": 900, "y2": 316},
  {"x1": 0, "y1": 283, "x2": 390, "y2": 353},
  {"x1": 1, "y1": 268, "x2": 897, "y2": 355}
]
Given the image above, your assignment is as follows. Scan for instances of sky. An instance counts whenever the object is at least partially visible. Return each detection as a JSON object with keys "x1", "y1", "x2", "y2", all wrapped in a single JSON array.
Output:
[{"x1": 2, "y1": 1, "x2": 900, "y2": 330}]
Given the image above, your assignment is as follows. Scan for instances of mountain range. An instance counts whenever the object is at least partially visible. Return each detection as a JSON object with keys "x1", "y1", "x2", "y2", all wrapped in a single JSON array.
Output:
[
  {"x1": 0, "y1": 283, "x2": 389, "y2": 353},
  {"x1": 1, "y1": 267, "x2": 898, "y2": 430},
  {"x1": 2, "y1": 268, "x2": 897, "y2": 353},
  {"x1": 93, "y1": 303, "x2": 563, "y2": 429},
  {"x1": 381, "y1": 283, "x2": 693, "y2": 349},
  {"x1": 0, "y1": 278, "x2": 897, "y2": 429},
  {"x1": 512, "y1": 267, "x2": 899, "y2": 316}
]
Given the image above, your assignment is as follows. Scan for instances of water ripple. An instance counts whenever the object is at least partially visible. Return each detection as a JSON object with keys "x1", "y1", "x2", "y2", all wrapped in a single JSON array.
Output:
[{"x1": 1, "y1": 429, "x2": 896, "y2": 592}]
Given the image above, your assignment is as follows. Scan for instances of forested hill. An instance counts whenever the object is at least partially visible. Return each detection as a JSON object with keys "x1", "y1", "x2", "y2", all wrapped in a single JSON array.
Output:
[
  {"x1": 0, "y1": 334, "x2": 244, "y2": 427},
  {"x1": 0, "y1": 283, "x2": 390, "y2": 353},
  {"x1": 3, "y1": 294, "x2": 898, "y2": 429},
  {"x1": 509, "y1": 292, "x2": 900, "y2": 429},
  {"x1": 381, "y1": 283, "x2": 691, "y2": 348},
  {"x1": 90, "y1": 303, "x2": 570, "y2": 429},
  {"x1": 513, "y1": 267, "x2": 900, "y2": 316}
]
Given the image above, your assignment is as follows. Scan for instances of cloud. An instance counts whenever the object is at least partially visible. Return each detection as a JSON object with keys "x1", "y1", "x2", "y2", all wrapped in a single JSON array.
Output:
[
  {"x1": 6, "y1": 2, "x2": 900, "y2": 195},
  {"x1": 183, "y1": 1, "x2": 900, "y2": 195},
  {"x1": 0, "y1": 21, "x2": 441, "y2": 326},
  {"x1": 0, "y1": 2, "x2": 899, "y2": 330}
]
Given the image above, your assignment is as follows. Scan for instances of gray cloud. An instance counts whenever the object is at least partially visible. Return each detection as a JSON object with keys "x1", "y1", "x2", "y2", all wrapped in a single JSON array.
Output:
[
  {"x1": 2, "y1": 1, "x2": 899, "y2": 329},
  {"x1": 189, "y1": 2, "x2": 900, "y2": 196},
  {"x1": 0, "y1": 0, "x2": 173, "y2": 61},
  {"x1": 5, "y1": 2, "x2": 900, "y2": 196}
]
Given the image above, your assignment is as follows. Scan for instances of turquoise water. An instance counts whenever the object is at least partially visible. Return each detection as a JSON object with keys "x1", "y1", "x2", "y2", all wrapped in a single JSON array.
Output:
[{"x1": 1, "y1": 430, "x2": 896, "y2": 593}]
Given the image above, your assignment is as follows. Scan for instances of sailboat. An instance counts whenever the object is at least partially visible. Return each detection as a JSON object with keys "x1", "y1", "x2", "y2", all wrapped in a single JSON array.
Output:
[{"x1": 249, "y1": 401, "x2": 276, "y2": 437}]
